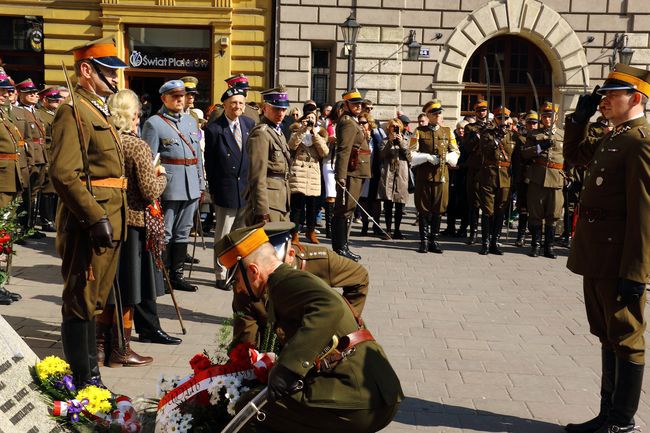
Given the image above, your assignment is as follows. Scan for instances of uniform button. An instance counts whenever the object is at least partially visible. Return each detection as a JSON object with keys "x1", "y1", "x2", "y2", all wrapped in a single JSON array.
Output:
[
  {"x1": 232, "y1": 166, "x2": 236, "y2": 169},
  {"x1": 593, "y1": 160, "x2": 598, "y2": 164},
  {"x1": 302, "y1": 361, "x2": 310, "y2": 368},
  {"x1": 608, "y1": 237, "x2": 612, "y2": 242},
  {"x1": 600, "y1": 168, "x2": 605, "y2": 172},
  {"x1": 237, "y1": 177, "x2": 240, "y2": 180}
]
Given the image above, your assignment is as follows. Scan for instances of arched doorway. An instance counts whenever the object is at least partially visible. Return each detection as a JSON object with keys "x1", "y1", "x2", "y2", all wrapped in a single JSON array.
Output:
[{"x1": 461, "y1": 35, "x2": 552, "y2": 117}]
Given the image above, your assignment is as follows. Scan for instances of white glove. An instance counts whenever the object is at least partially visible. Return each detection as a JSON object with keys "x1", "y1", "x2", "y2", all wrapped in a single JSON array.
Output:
[
  {"x1": 411, "y1": 152, "x2": 429, "y2": 167},
  {"x1": 427, "y1": 154, "x2": 440, "y2": 165},
  {"x1": 445, "y1": 151, "x2": 459, "y2": 167}
]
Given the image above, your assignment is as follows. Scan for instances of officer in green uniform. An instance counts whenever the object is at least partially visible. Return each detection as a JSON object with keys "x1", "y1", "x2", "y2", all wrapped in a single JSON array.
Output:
[
  {"x1": 511, "y1": 111, "x2": 538, "y2": 247},
  {"x1": 464, "y1": 100, "x2": 490, "y2": 244},
  {"x1": 563, "y1": 64, "x2": 650, "y2": 433},
  {"x1": 50, "y1": 37, "x2": 128, "y2": 387},
  {"x1": 244, "y1": 86, "x2": 292, "y2": 224},
  {"x1": 180, "y1": 76, "x2": 202, "y2": 128},
  {"x1": 330, "y1": 89, "x2": 370, "y2": 262},
  {"x1": 477, "y1": 106, "x2": 514, "y2": 255},
  {"x1": 410, "y1": 99, "x2": 460, "y2": 254},
  {"x1": 231, "y1": 223, "x2": 369, "y2": 346},
  {"x1": 215, "y1": 223, "x2": 402, "y2": 433},
  {"x1": 521, "y1": 101, "x2": 564, "y2": 258}
]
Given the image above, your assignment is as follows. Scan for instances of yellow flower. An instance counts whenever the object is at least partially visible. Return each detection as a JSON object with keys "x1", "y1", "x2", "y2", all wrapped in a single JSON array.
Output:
[
  {"x1": 76, "y1": 385, "x2": 113, "y2": 415},
  {"x1": 35, "y1": 356, "x2": 72, "y2": 381}
]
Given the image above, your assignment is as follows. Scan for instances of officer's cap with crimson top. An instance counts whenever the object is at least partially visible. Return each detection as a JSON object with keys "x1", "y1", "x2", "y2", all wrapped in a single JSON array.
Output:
[{"x1": 71, "y1": 37, "x2": 127, "y2": 69}]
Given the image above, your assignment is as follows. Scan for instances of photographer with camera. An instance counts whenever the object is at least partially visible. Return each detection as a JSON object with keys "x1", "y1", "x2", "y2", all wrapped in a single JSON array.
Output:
[{"x1": 288, "y1": 105, "x2": 329, "y2": 244}]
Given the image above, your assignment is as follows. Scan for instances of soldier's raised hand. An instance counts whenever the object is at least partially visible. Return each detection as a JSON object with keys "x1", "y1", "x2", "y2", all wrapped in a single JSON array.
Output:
[
  {"x1": 572, "y1": 86, "x2": 602, "y2": 124},
  {"x1": 89, "y1": 216, "x2": 114, "y2": 255}
]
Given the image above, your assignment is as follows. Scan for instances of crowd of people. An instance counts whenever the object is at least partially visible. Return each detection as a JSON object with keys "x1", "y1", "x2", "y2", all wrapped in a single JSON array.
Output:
[{"x1": 1, "y1": 33, "x2": 650, "y2": 433}]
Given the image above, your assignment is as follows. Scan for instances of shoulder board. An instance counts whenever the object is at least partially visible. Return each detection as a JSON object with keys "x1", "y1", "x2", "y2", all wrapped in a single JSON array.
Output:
[{"x1": 639, "y1": 126, "x2": 648, "y2": 139}]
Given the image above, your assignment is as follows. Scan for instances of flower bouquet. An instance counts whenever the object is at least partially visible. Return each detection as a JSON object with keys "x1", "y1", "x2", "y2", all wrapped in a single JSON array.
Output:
[
  {"x1": 154, "y1": 343, "x2": 275, "y2": 433},
  {"x1": 31, "y1": 356, "x2": 142, "y2": 432},
  {"x1": 0, "y1": 200, "x2": 32, "y2": 289}
]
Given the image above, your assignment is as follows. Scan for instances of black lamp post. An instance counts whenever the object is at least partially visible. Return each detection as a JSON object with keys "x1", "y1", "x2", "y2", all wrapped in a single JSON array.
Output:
[
  {"x1": 406, "y1": 30, "x2": 421, "y2": 61},
  {"x1": 340, "y1": 13, "x2": 361, "y2": 91},
  {"x1": 611, "y1": 33, "x2": 635, "y2": 68}
]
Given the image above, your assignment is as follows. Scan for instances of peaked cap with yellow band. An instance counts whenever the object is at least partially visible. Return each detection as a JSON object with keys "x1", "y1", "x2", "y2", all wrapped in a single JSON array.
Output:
[
  {"x1": 215, "y1": 223, "x2": 269, "y2": 270},
  {"x1": 71, "y1": 37, "x2": 127, "y2": 69},
  {"x1": 525, "y1": 110, "x2": 539, "y2": 122},
  {"x1": 474, "y1": 100, "x2": 488, "y2": 111},
  {"x1": 181, "y1": 76, "x2": 199, "y2": 94},
  {"x1": 493, "y1": 106, "x2": 511, "y2": 117},
  {"x1": 598, "y1": 63, "x2": 650, "y2": 98},
  {"x1": 423, "y1": 99, "x2": 443, "y2": 114},
  {"x1": 540, "y1": 101, "x2": 559, "y2": 114},
  {"x1": 342, "y1": 89, "x2": 364, "y2": 103}
]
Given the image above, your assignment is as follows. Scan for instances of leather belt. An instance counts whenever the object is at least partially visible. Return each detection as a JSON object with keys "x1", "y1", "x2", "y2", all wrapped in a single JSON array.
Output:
[
  {"x1": 81, "y1": 177, "x2": 128, "y2": 190},
  {"x1": 17, "y1": 140, "x2": 25, "y2": 147},
  {"x1": 485, "y1": 161, "x2": 511, "y2": 167},
  {"x1": 161, "y1": 157, "x2": 198, "y2": 166},
  {"x1": 316, "y1": 329, "x2": 375, "y2": 372},
  {"x1": 0, "y1": 153, "x2": 18, "y2": 160},
  {"x1": 534, "y1": 159, "x2": 563, "y2": 170},
  {"x1": 358, "y1": 150, "x2": 371, "y2": 155},
  {"x1": 32, "y1": 138, "x2": 44, "y2": 145},
  {"x1": 579, "y1": 206, "x2": 626, "y2": 222},
  {"x1": 268, "y1": 172, "x2": 289, "y2": 180}
]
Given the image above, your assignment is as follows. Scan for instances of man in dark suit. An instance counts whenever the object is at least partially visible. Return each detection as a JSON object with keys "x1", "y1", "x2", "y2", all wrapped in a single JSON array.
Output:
[{"x1": 204, "y1": 87, "x2": 253, "y2": 290}]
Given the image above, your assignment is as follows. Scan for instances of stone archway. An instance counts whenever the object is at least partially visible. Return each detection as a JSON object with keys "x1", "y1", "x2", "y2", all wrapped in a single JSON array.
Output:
[{"x1": 433, "y1": 0, "x2": 589, "y2": 122}]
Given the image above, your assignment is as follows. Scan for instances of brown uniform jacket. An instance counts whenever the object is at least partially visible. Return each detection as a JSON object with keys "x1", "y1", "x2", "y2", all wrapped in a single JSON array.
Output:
[
  {"x1": 244, "y1": 117, "x2": 291, "y2": 218},
  {"x1": 521, "y1": 128, "x2": 565, "y2": 189},
  {"x1": 510, "y1": 131, "x2": 530, "y2": 185},
  {"x1": 412, "y1": 124, "x2": 459, "y2": 184},
  {"x1": 463, "y1": 119, "x2": 488, "y2": 169},
  {"x1": 0, "y1": 108, "x2": 23, "y2": 194},
  {"x1": 36, "y1": 106, "x2": 55, "y2": 153},
  {"x1": 50, "y1": 87, "x2": 126, "y2": 241},
  {"x1": 564, "y1": 115, "x2": 650, "y2": 284},
  {"x1": 334, "y1": 113, "x2": 371, "y2": 181},
  {"x1": 232, "y1": 244, "x2": 369, "y2": 346},
  {"x1": 478, "y1": 127, "x2": 515, "y2": 188},
  {"x1": 13, "y1": 104, "x2": 47, "y2": 166}
]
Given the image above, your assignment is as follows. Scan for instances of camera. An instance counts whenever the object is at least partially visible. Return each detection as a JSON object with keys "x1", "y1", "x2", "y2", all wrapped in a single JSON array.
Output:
[
  {"x1": 392, "y1": 125, "x2": 400, "y2": 134},
  {"x1": 306, "y1": 120, "x2": 314, "y2": 127}
]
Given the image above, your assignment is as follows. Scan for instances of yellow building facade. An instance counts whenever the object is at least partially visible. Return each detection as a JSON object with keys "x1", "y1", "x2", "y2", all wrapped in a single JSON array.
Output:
[{"x1": 0, "y1": 0, "x2": 272, "y2": 107}]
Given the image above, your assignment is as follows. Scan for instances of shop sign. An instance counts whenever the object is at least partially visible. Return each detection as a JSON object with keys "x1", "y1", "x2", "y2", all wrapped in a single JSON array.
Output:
[{"x1": 129, "y1": 49, "x2": 209, "y2": 70}]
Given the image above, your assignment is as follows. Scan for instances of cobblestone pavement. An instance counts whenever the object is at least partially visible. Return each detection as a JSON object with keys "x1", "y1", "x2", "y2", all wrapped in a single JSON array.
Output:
[{"x1": 2, "y1": 209, "x2": 649, "y2": 432}]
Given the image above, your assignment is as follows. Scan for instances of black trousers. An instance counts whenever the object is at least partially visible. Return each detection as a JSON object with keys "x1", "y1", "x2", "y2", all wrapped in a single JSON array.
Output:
[{"x1": 290, "y1": 192, "x2": 318, "y2": 231}]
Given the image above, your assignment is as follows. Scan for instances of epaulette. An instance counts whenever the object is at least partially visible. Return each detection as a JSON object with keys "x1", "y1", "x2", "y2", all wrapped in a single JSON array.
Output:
[{"x1": 639, "y1": 126, "x2": 648, "y2": 139}]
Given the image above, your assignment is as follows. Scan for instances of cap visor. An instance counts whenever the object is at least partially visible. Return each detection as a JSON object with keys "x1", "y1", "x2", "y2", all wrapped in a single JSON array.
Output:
[
  {"x1": 346, "y1": 98, "x2": 364, "y2": 103},
  {"x1": 267, "y1": 101, "x2": 290, "y2": 108},
  {"x1": 93, "y1": 56, "x2": 128, "y2": 69}
]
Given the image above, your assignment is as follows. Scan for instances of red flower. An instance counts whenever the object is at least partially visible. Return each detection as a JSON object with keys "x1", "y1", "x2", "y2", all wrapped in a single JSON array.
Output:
[
  {"x1": 228, "y1": 343, "x2": 255, "y2": 369},
  {"x1": 189, "y1": 353, "x2": 212, "y2": 374}
]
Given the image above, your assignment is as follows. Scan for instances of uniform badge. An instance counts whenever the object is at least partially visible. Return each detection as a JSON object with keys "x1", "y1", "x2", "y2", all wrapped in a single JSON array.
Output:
[{"x1": 596, "y1": 176, "x2": 604, "y2": 186}]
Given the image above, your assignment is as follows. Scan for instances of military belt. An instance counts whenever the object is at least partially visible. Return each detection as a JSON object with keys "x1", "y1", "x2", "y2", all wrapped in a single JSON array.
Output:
[
  {"x1": 32, "y1": 138, "x2": 44, "y2": 145},
  {"x1": 160, "y1": 157, "x2": 198, "y2": 166},
  {"x1": 484, "y1": 160, "x2": 510, "y2": 167},
  {"x1": 0, "y1": 153, "x2": 18, "y2": 160},
  {"x1": 81, "y1": 177, "x2": 128, "y2": 190},
  {"x1": 579, "y1": 206, "x2": 626, "y2": 222},
  {"x1": 315, "y1": 329, "x2": 375, "y2": 372},
  {"x1": 267, "y1": 172, "x2": 289, "y2": 180},
  {"x1": 357, "y1": 149, "x2": 371, "y2": 155},
  {"x1": 534, "y1": 159, "x2": 563, "y2": 170}
]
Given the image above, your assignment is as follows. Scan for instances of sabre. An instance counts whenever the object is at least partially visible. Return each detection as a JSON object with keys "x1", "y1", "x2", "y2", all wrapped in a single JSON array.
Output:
[
  {"x1": 526, "y1": 72, "x2": 540, "y2": 112},
  {"x1": 336, "y1": 180, "x2": 392, "y2": 241},
  {"x1": 494, "y1": 54, "x2": 511, "y2": 240},
  {"x1": 483, "y1": 56, "x2": 491, "y2": 108}
]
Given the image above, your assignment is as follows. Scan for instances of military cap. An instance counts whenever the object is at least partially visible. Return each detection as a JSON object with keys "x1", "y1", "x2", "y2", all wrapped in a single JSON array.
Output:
[
  {"x1": 493, "y1": 106, "x2": 511, "y2": 118},
  {"x1": 215, "y1": 223, "x2": 270, "y2": 269},
  {"x1": 0, "y1": 67, "x2": 13, "y2": 90},
  {"x1": 342, "y1": 89, "x2": 364, "y2": 103},
  {"x1": 302, "y1": 101, "x2": 317, "y2": 115},
  {"x1": 159, "y1": 79, "x2": 186, "y2": 95},
  {"x1": 525, "y1": 110, "x2": 539, "y2": 123},
  {"x1": 423, "y1": 99, "x2": 443, "y2": 114},
  {"x1": 261, "y1": 86, "x2": 289, "y2": 108},
  {"x1": 38, "y1": 86, "x2": 63, "y2": 100},
  {"x1": 225, "y1": 73, "x2": 250, "y2": 90},
  {"x1": 264, "y1": 222, "x2": 296, "y2": 258},
  {"x1": 598, "y1": 63, "x2": 650, "y2": 97},
  {"x1": 540, "y1": 101, "x2": 559, "y2": 114},
  {"x1": 16, "y1": 79, "x2": 38, "y2": 93},
  {"x1": 474, "y1": 100, "x2": 488, "y2": 111},
  {"x1": 220, "y1": 87, "x2": 246, "y2": 103},
  {"x1": 181, "y1": 76, "x2": 199, "y2": 94},
  {"x1": 398, "y1": 114, "x2": 411, "y2": 125},
  {"x1": 71, "y1": 36, "x2": 127, "y2": 69}
]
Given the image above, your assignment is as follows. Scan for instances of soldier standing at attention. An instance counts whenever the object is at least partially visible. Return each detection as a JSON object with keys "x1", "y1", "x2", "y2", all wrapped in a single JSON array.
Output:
[
  {"x1": 13, "y1": 78, "x2": 48, "y2": 239},
  {"x1": 50, "y1": 37, "x2": 127, "y2": 387},
  {"x1": 511, "y1": 111, "x2": 538, "y2": 247},
  {"x1": 563, "y1": 64, "x2": 650, "y2": 433},
  {"x1": 142, "y1": 80, "x2": 205, "y2": 293},
  {"x1": 180, "y1": 76, "x2": 202, "y2": 128},
  {"x1": 410, "y1": 99, "x2": 460, "y2": 254},
  {"x1": 215, "y1": 224, "x2": 402, "y2": 433},
  {"x1": 36, "y1": 86, "x2": 63, "y2": 233},
  {"x1": 521, "y1": 101, "x2": 564, "y2": 259},
  {"x1": 244, "y1": 86, "x2": 291, "y2": 225},
  {"x1": 477, "y1": 106, "x2": 515, "y2": 255},
  {"x1": 332, "y1": 89, "x2": 369, "y2": 262},
  {"x1": 464, "y1": 100, "x2": 489, "y2": 245}
]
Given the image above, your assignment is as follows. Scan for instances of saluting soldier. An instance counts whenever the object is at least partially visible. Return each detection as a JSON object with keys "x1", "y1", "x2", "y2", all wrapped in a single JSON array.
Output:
[
  {"x1": 215, "y1": 224, "x2": 402, "y2": 433},
  {"x1": 13, "y1": 78, "x2": 48, "y2": 239},
  {"x1": 231, "y1": 222, "x2": 369, "y2": 346},
  {"x1": 464, "y1": 100, "x2": 490, "y2": 244},
  {"x1": 511, "y1": 111, "x2": 538, "y2": 247},
  {"x1": 410, "y1": 99, "x2": 460, "y2": 254},
  {"x1": 332, "y1": 89, "x2": 370, "y2": 262},
  {"x1": 244, "y1": 86, "x2": 291, "y2": 225},
  {"x1": 142, "y1": 80, "x2": 206, "y2": 293},
  {"x1": 521, "y1": 101, "x2": 564, "y2": 258},
  {"x1": 563, "y1": 64, "x2": 650, "y2": 433},
  {"x1": 50, "y1": 37, "x2": 128, "y2": 387},
  {"x1": 36, "y1": 86, "x2": 63, "y2": 233}
]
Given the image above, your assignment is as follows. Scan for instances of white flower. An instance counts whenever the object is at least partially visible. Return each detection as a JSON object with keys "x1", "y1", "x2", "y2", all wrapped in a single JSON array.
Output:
[{"x1": 227, "y1": 401, "x2": 237, "y2": 416}]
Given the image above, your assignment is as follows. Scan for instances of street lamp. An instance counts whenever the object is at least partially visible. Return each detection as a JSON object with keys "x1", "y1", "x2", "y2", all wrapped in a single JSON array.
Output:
[
  {"x1": 406, "y1": 30, "x2": 421, "y2": 61},
  {"x1": 610, "y1": 33, "x2": 634, "y2": 68},
  {"x1": 340, "y1": 13, "x2": 361, "y2": 91}
]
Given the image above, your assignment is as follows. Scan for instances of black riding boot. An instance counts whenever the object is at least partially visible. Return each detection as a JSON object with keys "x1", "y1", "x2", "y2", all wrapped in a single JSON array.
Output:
[
  {"x1": 489, "y1": 213, "x2": 504, "y2": 255},
  {"x1": 479, "y1": 214, "x2": 490, "y2": 255},
  {"x1": 87, "y1": 317, "x2": 104, "y2": 386},
  {"x1": 333, "y1": 217, "x2": 360, "y2": 261},
  {"x1": 324, "y1": 202, "x2": 333, "y2": 239},
  {"x1": 529, "y1": 226, "x2": 542, "y2": 257},
  {"x1": 171, "y1": 243, "x2": 198, "y2": 292},
  {"x1": 417, "y1": 215, "x2": 428, "y2": 253},
  {"x1": 544, "y1": 225, "x2": 557, "y2": 259},
  {"x1": 39, "y1": 193, "x2": 57, "y2": 232},
  {"x1": 428, "y1": 215, "x2": 443, "y2": 254},
  {"x1": 515, "y1": 213, "x2": 528, "y2": 247},
  {"x1": 343, "y1": 218, "x2": 361, "y2": 261},
  {"x1": 383, "y1": 201, "x2": 393, "y2": 240},
  {"x1": 466, "y1": 208, "x2": 479, "y2": 245},
  {"x1": 566, "y1": 349, "x2": 616, "y2": 433},
  {"x1": 393, "y1": 204, "x2": 405, "y2": 239},
  {"x1": 593, "y1": 359, "x2": 645, "y2": 432},
  {"x1": 62, "y1": 319, "x2": 92, "y2": 387}
]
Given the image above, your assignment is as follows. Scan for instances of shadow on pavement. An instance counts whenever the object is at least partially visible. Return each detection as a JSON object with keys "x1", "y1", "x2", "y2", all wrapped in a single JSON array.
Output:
[
  {"x1": 12, "y1": 264, "x2": 63, "y2": 285},
  {"x1": 15, "y1": 235, "x2": 59, "y2": 259},
  {"x1": 156, "y1": 301, "x2": 230, "y2": 326},
  {"x1": 2, "y1": 314, "x2": 64, "y2": 359},
  {"x1": 394, "y1": 396, "x2": 564, "y2": 432}
]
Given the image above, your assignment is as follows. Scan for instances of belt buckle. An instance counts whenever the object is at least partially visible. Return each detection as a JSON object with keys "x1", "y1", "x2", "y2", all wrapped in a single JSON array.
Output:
[{"x1": 184, "y1": 159, "x2": 190, "y2": 166}]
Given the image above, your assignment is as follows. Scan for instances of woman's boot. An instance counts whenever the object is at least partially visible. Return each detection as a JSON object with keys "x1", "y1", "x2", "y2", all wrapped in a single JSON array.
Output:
[{"x1": 109, "y1": 308, "x2": 153, "y2": 368}]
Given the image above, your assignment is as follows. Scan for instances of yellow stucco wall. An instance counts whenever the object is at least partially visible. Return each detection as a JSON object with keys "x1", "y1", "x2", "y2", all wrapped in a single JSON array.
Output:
[{"x1": 0, "y1": 0, "x2": 272, "y2": 102}]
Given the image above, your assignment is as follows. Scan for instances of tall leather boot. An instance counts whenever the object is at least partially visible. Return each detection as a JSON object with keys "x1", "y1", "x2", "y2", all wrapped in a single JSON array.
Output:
[
  {"x1": 95, "y1": 321, "x2": 111, "y2": 366},
  {"x1": 529, "y1": 226, "x2": 541, "y2": 257},
  {"x1": 478, "y1": 214, "x2": 490, "y2": 255},
  {"x1": 544, "y1": 224, "x2": 557, "y2": 259},
  {"x1": 61, "y1": 319, "x2": 91, "y2": 387},
  {"x1": 343, "y1": 218, "x2": 361, "y2": 261},
  {"x1": 109, "y1": 327, "x2": 154, "y2": 368},
  {"x1": 489, "y1": 213, "x2": 504, "y2": 255},
  {"x1": 86, "y1": 317, "x2": 105, "y2": 386},
  {"x1": 393, "y1": 204, "x2": 405, "y2": 240},
  {"x1": 39, "y1": 193, "x2": 56, "y2": 232},
  {"x1": 324, "y1": 202, "x2": 333, "y2": 239},
  {"x1": 417, "y1": 215, "x2": 428, "y2": 253},
  {"x1": 594, "y1": 359, "x2": 645, "y2": 432},
  {"x1": 515, "y1": 213, "x2": 528, "y2": 247},
  {"x1": 566, "y1": 349, "x2": 615, "y2": 433},
  {"x1": 333, "y1": 217, "x2": 359, "y2": 261},
  {"x1": 171, "y1": 243, "x2": 198, "y2": 292},
  {"x1": 466, "y1": 208, "x2": 479, "y2": 245},
  {"x1": 428, "y1": 215, "x2": 443, "y2": 254},
  {"x1": 383, "y1": 202, "x2": 393, "y2": 240}
]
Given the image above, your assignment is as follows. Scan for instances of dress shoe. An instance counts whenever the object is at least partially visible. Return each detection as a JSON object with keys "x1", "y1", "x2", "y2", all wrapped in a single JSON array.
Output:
[
  {"x1": 0, "y1": 291, "x2": 13, "y2": 305},
  {"x1": 215, "y1": 279, "x2": 232, "y2": 291},
  {"x1": 139, "y1": 329, "x2": 182, "y2": 345},
  {"x1": 184, "y1": 254, "x2": 200, "y2": 264},
  {"x1": 0, "y1": 287, "x2": 21, "y2": 301},
  {"x1": 41, "y1": 221, "x2": 56, "y2": 233},
  {"x1": 28, "y1": 230, "x2": 46, "y2": 239},
  {"x1": 392, "y1": 230, "x2": 405, "y2": 240},
  {"x1": 306, "y1": 230, "x2": 319, "y2": 244}
]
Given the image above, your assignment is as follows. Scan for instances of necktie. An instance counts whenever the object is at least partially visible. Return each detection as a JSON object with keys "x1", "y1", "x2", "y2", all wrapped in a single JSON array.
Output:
[{"x1": 233, "y1": 121, "x2": 242, "y2": 150}]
